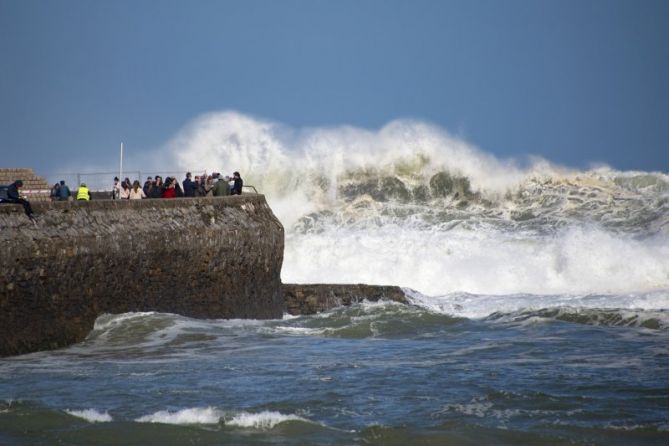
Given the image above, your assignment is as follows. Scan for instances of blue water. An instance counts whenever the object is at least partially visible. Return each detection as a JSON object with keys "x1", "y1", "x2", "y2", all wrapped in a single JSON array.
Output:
[{"x1": 2, "y1": 303, "x2": 668, "y2": 445}]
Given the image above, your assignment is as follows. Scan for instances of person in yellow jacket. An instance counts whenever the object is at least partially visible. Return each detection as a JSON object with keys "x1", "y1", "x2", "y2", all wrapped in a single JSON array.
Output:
[{"x1": 76, "y1": 183, "x2": 91, "y2": 201}]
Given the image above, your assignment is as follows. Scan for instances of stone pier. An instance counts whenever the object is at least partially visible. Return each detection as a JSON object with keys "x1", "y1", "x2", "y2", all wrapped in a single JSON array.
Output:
[{"x1": 0, "y1": 195, "x2": 285, "y2": 357}]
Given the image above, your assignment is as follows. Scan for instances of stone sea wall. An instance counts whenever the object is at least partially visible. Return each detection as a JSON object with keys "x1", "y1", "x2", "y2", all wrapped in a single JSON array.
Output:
[{"x1": 0, "y1": 195, "x2": 284, "y2": 357}]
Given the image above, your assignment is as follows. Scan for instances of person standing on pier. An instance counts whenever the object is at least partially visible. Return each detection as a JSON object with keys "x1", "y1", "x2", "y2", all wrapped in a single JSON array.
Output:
[{"x1": 231, "y1": 172, "x2": 243, "y2": 195}]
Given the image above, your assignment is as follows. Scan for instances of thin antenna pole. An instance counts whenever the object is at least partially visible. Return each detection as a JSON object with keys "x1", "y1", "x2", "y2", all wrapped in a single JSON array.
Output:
[{"x1": 119, "y1": 142, "x2": 124, "y2": 181}]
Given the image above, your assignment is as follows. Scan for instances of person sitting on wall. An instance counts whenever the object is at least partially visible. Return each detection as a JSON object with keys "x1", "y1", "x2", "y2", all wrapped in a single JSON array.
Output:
[
  {"x1": 2, "y1": 180, "x2": 36, "y2": 221},
  {"x1": 231, "y1": 171, "x2": 243, "y2": 195},
  {"x1": 57, "y1": 180, "x2": 71, "y2": 201},
  {"x1": 50, "y1": 183, "x2": 60, "y2": 201},
  {"x1": 77, "y1": 183, "x2": 91, "y2": 201}
]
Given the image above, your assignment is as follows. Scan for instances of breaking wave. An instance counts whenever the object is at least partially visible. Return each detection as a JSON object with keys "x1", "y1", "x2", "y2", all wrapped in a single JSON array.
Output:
[
  {"x1": 160, "y1": 111, "x2": 669, "y2": 296},
  {"x1": 134, "y1": 407, "x2": 310, "y2": 429},
  {"x1": 225, "y1": 411, "x2": 308, "y2": 429},
  {"x1": 135, "y1": 407, "x2": 223, "y2": 425}
]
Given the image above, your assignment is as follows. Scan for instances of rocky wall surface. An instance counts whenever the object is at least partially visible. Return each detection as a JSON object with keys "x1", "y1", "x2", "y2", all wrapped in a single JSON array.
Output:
[
  {"x1": 283, "y1": 284, "x2": 408, "y2": 315},
  {"x1": 0, "y1": 195, "x2": 284, "y2": 357}
]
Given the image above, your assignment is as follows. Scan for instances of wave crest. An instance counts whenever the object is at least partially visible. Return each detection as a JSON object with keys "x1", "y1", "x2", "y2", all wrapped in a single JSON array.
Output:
[
  {"x1": 225, "y1": 411, "x2": 308, "y2": 429},
  {"x1": 135, "y1": 407, "x2": 222, "y2": 424},
  {"x1": 65, "y1": 408, "x2": 113, "y2": 423}
]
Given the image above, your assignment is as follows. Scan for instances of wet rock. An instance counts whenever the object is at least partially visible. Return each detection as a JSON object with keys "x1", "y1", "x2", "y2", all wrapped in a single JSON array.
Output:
[{"x1": 283, "y1": 284, "x2": 408, "y2": 315}]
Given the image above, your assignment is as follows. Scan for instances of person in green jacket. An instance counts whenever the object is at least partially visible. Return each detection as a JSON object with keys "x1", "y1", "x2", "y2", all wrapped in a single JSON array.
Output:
[{"x1": 213, "y1": 173, "x2": 230, "y2": 196}]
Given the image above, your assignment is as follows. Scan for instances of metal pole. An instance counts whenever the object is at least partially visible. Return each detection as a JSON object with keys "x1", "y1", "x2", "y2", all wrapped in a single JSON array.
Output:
[{"x1": 120, "y1": 142, "x2": 124, "y2": 181}]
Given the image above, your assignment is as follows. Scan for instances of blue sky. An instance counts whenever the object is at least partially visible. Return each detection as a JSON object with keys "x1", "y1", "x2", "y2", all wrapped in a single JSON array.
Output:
[{"x1": 1, "y1": 0, "x2": 668, "y2": 174}]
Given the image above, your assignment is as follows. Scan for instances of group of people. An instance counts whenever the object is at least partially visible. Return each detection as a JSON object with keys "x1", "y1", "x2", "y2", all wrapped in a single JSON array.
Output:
[
  {"x1": 2, "y1": 171, "x2": 243, "y2": 222},
  {"x1": 112, "y1": 171, "x2": 243, "y2": 200},
  {"x1": 50, "y1": 180, "x2": 90, "y2": 201}
]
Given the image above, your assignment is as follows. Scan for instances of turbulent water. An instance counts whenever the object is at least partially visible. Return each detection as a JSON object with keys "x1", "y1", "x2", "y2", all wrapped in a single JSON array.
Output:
[{"x1": 2, "y1": 112, "x2": 669, "y2": 444}]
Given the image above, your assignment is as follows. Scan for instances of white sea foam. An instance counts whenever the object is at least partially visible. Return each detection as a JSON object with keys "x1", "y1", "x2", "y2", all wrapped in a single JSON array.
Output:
[
  {"x1": 135, "y1": 407, "x2": 223, "y2": 424},
  {"x1": 270, "y1": 326, "x2": 328, "y2": 336},
  {"x1": 65, "y1": 408, "x2": 113, "y2": 423},
  {"x1": 225, "y1": 410, "x2": 307, "y2": 429},
  {"x1": 93, "y1": 312, "x2": 157, "y2": 331},
  {"x1": 407, "y1": 289, "x2": 669, "y2": 320},
  {"x1": 284, "y1": 226, "x2": 669, "y2": 296},
  {"x1": 133, "y1": 407, "x2": 308, "y2": 429}
]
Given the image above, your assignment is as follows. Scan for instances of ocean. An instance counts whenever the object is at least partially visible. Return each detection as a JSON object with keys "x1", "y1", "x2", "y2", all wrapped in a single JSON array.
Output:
[{"x1": 2, "y1": 115, "x2": 669, "y2": 444}]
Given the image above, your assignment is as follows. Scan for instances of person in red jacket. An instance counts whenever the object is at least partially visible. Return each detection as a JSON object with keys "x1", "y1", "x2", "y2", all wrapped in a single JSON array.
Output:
[{"x1": 162, "y1": 178, "x2": 177, "y2": 198}]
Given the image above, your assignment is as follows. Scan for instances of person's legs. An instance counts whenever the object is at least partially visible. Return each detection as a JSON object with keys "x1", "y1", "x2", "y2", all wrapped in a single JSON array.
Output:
[
  {"x1": 4, "y1": 198, "x2": 34, "y2": 218},
  {"x1": 20, "y1": 198, "x2": 34, "y2": 217}
]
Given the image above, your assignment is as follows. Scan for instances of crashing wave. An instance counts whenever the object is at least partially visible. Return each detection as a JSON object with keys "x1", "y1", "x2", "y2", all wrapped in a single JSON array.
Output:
[
  {"x1": 159, "y1": 111, "x2": 668, "y2": 234},
  {"x1": 148, "y1": 111, "x2": 669, "y2": 296}
]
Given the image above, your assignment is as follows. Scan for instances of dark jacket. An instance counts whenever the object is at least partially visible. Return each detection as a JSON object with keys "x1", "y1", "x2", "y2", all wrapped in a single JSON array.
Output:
[
  {"x1": 150, "y1": 184, "x2": 164, "y2": 199},
  {"x1": 7, "y1": 182, "x2": 21, "y2": 200},
  {"x1": 182, "y1": 178, "x2": 196, "y2": 197},
  {"x1": 231, "y1": 176, "x2": 243, "y2": 195},
  {"x1": 58, "y1": 185, "x2": 71, "y2": 200}
]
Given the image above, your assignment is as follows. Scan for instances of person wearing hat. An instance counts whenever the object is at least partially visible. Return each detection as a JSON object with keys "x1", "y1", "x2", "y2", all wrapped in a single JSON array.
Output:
[
  {"x1": 2, "y1": 179, "x2": 36, "y2": 221},
  {"x1": 76, "y1": 183, "x2": 91, "y2": 201}
]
